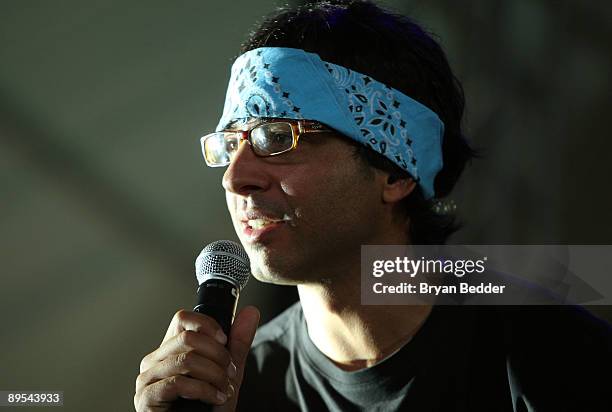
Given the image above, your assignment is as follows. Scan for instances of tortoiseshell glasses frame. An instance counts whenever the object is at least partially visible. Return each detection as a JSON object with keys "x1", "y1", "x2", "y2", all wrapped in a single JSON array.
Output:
[{"x1": 200, "y1": 118, "x2": 333, "y2": 167}]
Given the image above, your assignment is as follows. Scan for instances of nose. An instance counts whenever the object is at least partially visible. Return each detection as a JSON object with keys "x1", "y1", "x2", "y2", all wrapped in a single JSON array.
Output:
[{"x1": 222, "y1": 140, "x2": 271, "y2": 195}]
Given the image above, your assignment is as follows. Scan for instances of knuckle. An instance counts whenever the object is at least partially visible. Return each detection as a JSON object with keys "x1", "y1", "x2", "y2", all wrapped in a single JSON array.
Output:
[
  {"x1": 175, "y1": 351, "x2": 190, "y2": 369},
  {"x1": 133, "y1": 390, "x2": 150, "y2": 412},
  {"x1": 133, "y1": 393, "x2": 143, "y2": 411},
  {"x1": 178, "y1": 330, "x2": 197, "y2": 348},
  {"x1": 193, "y1": 313, "x2": 218, "y2": 332},
  {"x1": 165, "y1": 374, "x2": 182, "y2": 389},
  {"x1": 174, "y1": 309, "x2": 190, "y2": 323},
  {"x1": 135, "y1": 385, "x2": 156, "y2": 411},
  {"x1": 185, "y1": 349, "x2": 199, "y2": 363},
  {"x1": 135, "y1": 372, "x2": 146, "y2": 390},
  {"x1": 139, "y1": 352, "x2": 153, "y2": 373},
  {"x1": 176, "y1": 350, "x2": 200, "y2": 373},
  {"x1": 174, "y1": 311, "x2": 215, "y2": 335}
]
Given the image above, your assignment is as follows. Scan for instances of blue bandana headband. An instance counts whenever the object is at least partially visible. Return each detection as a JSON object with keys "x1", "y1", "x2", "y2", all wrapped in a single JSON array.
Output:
[{"x1": 216, "y1": 47, "x2": 444, "y2": 199}]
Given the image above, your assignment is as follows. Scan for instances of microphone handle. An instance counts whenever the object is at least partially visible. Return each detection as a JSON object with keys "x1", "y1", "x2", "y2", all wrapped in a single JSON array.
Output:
[{"x1": 171, "y1": 279, "x2": 240, "y2": 412}]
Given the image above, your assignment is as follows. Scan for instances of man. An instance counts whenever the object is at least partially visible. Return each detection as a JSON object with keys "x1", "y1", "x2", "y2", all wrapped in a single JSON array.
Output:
[{"x1": 135, "y1": 1, "x2": 610, "y2": 411}]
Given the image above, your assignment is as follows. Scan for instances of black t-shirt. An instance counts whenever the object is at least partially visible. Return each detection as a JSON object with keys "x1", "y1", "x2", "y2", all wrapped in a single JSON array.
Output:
[{"x1": 237, "y1": 302, "x2": 611, "y2": 411}]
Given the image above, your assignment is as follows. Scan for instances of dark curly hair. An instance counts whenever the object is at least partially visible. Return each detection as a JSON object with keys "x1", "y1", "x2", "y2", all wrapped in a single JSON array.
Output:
[{"x1": 240, "y1": 0, "x2": 476, "y2": 244}]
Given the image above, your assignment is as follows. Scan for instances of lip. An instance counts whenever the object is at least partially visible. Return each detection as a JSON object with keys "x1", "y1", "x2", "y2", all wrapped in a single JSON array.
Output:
[{"x1": 240, "y1": 219, "x2": 287, "y2": 242}]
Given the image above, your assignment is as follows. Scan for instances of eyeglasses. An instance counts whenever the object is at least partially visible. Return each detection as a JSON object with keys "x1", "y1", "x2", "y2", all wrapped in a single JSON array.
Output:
[{"x1": 200, "y1": 118, "x2": 332, "y2": 167}]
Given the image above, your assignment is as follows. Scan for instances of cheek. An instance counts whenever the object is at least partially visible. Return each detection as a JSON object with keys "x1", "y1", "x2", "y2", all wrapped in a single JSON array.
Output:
[
  {"x1": 279, "y1": 165, "x2": 335, "y2": 217},
  {"x1": 278, "y1": 167, "x2": 312, "y2": 197},
  {"x1": 225, "y1": 191, "x2": 233, "y2": 213},
  {"x1": 282, "y1": 166, "x2": 377, "y2": 229},
  {"x1": 225, "y1": 192, "x2": 240, "y2": 227},
  {"x1": 277, "y1": 167, "x2": 322, "y2": 221}
]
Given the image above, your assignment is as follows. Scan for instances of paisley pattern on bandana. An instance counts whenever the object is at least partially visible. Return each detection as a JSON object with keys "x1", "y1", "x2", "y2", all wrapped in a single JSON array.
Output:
[
  {"x1": 323, "y1": 63, "x2": 417, "y2": 179},
  {"x1": 222, "y1": 49, "x2": 303, "y2": 122},
  {"x1": 216, "y1": 47, "x2": 443, "y2": 199}
]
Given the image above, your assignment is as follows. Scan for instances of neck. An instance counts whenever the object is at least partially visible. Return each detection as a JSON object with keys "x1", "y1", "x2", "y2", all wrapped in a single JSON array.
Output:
[
  {"x1": 298, "y1": 273, "x2": 432, "y2": 371},
  {"x1": 297, "y1": 216, "x2": 430, "y2": 371}
]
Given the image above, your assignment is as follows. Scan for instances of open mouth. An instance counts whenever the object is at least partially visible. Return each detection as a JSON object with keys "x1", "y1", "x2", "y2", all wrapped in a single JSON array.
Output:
[
  {"x1": 247, "y1": 218, "x2": 286, "y2": 229},
  {"x1": 244, "y1": 213, "x2": 294, "y2": 231}
]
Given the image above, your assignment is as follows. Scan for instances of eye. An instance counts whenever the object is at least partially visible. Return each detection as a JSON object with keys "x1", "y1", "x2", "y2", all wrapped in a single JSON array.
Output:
[
  {"x1": 269, "y1": 130, "x2": 291, "y2": 143},
  {"x1": 251, "y1": 123, "x2": 294, "y2": 155},
  {"x1": 226, "y1": 140, "x2": 238, "y2": 151}
]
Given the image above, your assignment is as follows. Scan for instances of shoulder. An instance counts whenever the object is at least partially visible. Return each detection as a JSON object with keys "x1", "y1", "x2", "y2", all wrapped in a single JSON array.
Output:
[
  {"x1": 252, "y1": 300, "x2": 303, "y2": 348},
  {"x1": 247, "y1": 301, "x2": 303, "y2": 373},
  {"x1": 238, "y1": 302, "x2": 303, "y2": 411}
]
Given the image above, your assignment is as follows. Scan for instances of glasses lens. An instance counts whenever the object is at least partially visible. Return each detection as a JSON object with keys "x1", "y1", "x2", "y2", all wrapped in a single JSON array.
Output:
[
  {"x1": 250, "y1": 122, "x2": 294, "y2": 156},
  {"x1": 201, "y1": 132, "x2": 239, "y2": 166}
]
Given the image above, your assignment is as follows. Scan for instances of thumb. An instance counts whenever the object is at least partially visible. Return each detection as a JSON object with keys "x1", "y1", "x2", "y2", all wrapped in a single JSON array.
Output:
[
  {"x1": 229, "y1": 305, "x2": 260, "y2": 378},
  {"x1": 213, "y1": 305, "x2": 260, "y2": 412}
]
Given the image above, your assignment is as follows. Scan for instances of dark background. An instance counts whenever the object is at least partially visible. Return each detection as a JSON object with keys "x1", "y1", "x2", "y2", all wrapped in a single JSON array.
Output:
[{"x1": 1, "y1": 1, "x2": 610, "y2": 410}]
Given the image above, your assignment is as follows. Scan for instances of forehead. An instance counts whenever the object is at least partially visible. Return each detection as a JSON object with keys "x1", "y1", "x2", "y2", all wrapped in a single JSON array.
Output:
[
  {"x1": 224, "y1": 118, "x2": 254, "y2": 130},
  {"x1": 224, "y1": 117, "x2": 330, "y2": 133},
  {"x1": 224, "y1": 117, "x2": 272, "y2": 130}
]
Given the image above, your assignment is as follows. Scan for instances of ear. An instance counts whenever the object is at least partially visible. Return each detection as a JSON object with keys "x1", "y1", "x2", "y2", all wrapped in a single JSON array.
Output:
[{"x1": 382, "y1": 175, "x2": 416, "y2": 204}]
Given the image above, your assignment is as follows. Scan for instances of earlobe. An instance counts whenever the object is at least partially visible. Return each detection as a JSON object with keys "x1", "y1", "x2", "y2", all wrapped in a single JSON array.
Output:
[{"x1": 382, "y1": 176, "x2": 416, "y2": 203}]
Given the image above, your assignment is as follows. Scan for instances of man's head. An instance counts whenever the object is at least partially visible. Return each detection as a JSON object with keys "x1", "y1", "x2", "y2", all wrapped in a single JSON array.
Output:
[{"x1": 207, "y1": 0, "x2": 474, "y2": 284}]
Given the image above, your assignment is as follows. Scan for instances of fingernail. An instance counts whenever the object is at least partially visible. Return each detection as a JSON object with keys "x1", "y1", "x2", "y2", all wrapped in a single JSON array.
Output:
[
  {"x1": 216, "y1": 390, "x2": 227, "y2": 403},
  {"x1": 227, "y1": 383, "x2": 235, "y2": 399},
  {"x1": 228, "y1": 361, "x2": 237, "y2": 379},
  {"x1": 215, "y1": 330, "x2": 227, "y2": 345}
]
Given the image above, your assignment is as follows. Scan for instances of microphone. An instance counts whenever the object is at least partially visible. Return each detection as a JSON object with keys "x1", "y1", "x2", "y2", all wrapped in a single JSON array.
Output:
[{"x1": 171, "y1": 240, "x2": 251, "y2": 412}]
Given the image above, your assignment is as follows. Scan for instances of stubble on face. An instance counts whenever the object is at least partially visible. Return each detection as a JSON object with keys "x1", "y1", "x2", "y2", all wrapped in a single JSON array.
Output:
[{"x1": 226, "y1": 134, "x2": 385, "y2": 286}]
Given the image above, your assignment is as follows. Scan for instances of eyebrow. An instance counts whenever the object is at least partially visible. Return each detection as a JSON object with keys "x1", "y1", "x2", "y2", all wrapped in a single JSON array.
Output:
[{"x1": 224, "y1": 118, "x2": 258, "y2": 131}]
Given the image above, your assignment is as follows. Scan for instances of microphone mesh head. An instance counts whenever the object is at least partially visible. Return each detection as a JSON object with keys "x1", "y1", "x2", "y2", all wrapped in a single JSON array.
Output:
[{"x1": 195, "y1": 240, "x2": 250, "y2": 290}]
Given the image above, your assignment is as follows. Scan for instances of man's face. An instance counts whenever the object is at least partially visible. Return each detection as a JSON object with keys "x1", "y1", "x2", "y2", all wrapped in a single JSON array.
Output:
[{"x1": 222, "y1": 119, "x2": 387, "y2": 285}]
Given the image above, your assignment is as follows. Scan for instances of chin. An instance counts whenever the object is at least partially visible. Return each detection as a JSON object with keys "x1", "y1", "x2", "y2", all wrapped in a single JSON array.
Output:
[
  {"x1": 242, "y1": 240, "x2": 322, "y2": 285},
  {"x1": 248, "y1": 255, "x2": 305, "y2": 286},
  {"x1": 251, "y1": 270, "x2": 302, "y2": 286}
]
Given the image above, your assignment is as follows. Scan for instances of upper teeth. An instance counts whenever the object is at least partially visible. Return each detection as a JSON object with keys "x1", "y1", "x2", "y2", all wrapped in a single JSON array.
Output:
[{"x1": 248, "y1": 219, "x2": 280, "y2": 229}]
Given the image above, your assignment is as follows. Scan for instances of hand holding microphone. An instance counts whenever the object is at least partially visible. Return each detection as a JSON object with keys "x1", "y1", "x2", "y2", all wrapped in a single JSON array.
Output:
[{"x1": 134, "y1": 241, "x2": 260, "y2": 412}]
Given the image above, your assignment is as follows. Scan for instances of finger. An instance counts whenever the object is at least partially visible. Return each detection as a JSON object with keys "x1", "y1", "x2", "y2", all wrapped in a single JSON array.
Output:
[
  {"x1": 228, "y1": 305, "x2": 260, "y2": 385},
  {"x1": 137, "y1": 351, "x2": 230, "y2": 395},
  {"x1": 142, "y1": 330, "x2": 231, "y2": 373},
  {"x1": 162, "y1": 309, "x2": 227, "y2": 346},
  {"x1": 137, "y1": 374, "x2": 229, "y2": 408},
  {"x1": 140, "y1": 309, "x2": 227, "y2": 373}
]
